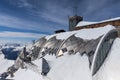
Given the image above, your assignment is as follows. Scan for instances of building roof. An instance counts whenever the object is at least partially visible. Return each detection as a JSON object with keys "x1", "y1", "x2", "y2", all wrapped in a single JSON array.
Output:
[{"x1": 76, "y1": 17, "x2": 120, "y2": 27}]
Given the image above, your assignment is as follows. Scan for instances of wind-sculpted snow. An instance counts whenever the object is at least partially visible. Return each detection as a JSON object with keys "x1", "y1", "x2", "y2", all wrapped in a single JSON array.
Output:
[
  {"x1": 0, "y1": 25, "x2": 119, "y2": 80},
  {"x1": 31, "y1": 37, "x2": 47, "y2": 60},
  {"x1": 35, "y1": 25, "x2": 115, "y2": 58},
  {"x1": 41, "y1": 36, "x2": 62, "y2": 55},
  {"x1": 93, "y1": 38, "x2": 120, "y2": 80}
]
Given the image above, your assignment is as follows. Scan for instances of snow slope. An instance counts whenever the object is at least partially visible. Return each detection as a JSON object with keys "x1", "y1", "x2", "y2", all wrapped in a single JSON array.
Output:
[
  {"x1": 0, "y1": 25, "x2": 120, "y2": 80},
  {"x1": 93, "y1": 38, "x2": 120, "y2": 80},
  {"x1": 0, "y1": 51, "x2": 14, "y2": 73},
  {"x1": 12, "y1": 68, "x2": 42, "y2": 80},
  {"x1": 45, "y1": 53, "x2": 92, "y2": 80},
  {"x1": 8, "y1": 37, "x2": 120, "y2": 80},
  {"x1": 7, "y1": 53, "x2": 92, "y2": 80}
]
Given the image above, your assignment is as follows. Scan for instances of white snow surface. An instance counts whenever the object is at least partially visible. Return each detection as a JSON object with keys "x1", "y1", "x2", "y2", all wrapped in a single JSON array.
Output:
[
  {"x1": 45, "y1": 53, "x2": 92, "y2": 80},
  {"x1": 75, "y1": 25, "x2": 115, "y2": 39},
  {"x1": 76, "y1": 21, "x2": 97, "y2": 27},
  {"x1": 0, "y1": 52, "x2": 14, "y2": 73},
  {"x1": 28, "y1": 53, "x2": 92, "y2": 80},
  {"x1": 12, "y1": 68, "x2": 42, "y2": 80},
  {"x1": 93, "y1": 38, "x2": 120, "y2": 80},
  {"x1": 45, "y1": 31, "x2": 76, "y2": 40},
  {"x1": 76, "y1": 17, "x2": 120, "y2": 27},
  {"x1": 46, "y1": 25, "x2": 115, "y2": 40}
]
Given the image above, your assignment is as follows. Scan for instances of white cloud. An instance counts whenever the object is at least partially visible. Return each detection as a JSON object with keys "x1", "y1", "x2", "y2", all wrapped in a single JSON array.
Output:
[{"x1": 0, "y1": 31, "x2": 46, "y2": 38}]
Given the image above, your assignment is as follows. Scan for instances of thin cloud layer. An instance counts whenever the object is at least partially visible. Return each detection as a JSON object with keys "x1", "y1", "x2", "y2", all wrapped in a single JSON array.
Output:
[
  {"x1": 0, "y1": 14, "x2": 59, "y2": 34},
  {"x1": 0, "y1": 31, "x2": 46, "y2": 38},
  {"x1": 7, "y1": 0, "x2": 120, "y2": 21}
]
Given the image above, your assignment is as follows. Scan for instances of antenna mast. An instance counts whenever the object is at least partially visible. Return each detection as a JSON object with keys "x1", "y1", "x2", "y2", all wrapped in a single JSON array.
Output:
[
  {"x1": 74, "y1": 6, "x2": 78, "y2": 16},
  {"x1": 73, "y1": 0, "x2": 78, "y2": 16}
]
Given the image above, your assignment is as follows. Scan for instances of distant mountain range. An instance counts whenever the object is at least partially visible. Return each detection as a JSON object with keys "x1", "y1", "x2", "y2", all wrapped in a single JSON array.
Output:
[{"x1": 0, "y1": 43, "x2": 24, "y2": 60}]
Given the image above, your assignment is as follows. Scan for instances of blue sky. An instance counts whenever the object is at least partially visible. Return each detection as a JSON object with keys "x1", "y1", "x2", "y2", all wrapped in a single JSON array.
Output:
[{"x1": 0, "y1": 0, "x2": 120, "y2": 43}]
